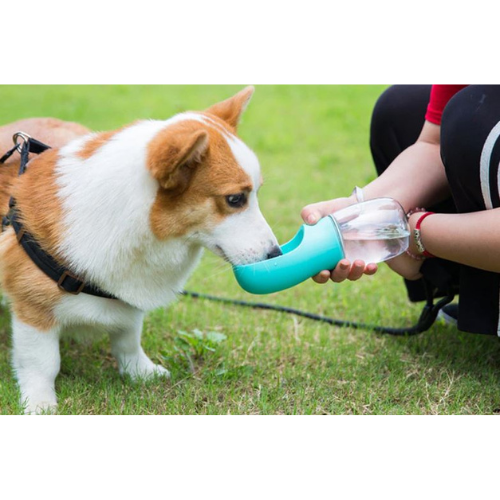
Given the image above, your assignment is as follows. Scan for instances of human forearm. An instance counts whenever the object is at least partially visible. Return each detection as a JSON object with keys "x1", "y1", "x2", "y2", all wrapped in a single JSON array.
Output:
[
  {"x1": 362, "y1": 141, "x2": 450, "y2": 212},
  {"x1": 357, "y1": 122, "x2": 450, "y2": 212},
  {"x1": 412, "y1": 209, "x2": 500, "y2": 273}
]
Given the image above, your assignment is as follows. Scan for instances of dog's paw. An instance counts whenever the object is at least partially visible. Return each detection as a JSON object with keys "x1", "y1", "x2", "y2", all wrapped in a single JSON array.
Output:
[
  {"x1": 24, "y1": 400, "x2": 58, "y2": 415},
  {"x1": 120, "y1": 354, "x2": 170, "y2": 381},
  {"x1": 128, "y1": 363, "x2": 171, "y2": 381},
  {"x1": 147, "y1": 363, "x2": 171, "y2": 379}
]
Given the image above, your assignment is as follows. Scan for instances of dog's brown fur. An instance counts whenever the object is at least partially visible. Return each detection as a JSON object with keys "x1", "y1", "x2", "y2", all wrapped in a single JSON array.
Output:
[
  {"x1": 0, "y1": 118, "x2": 89, "y2": 217},
  {"x1": 0, "y1": 118, "x2": 89, "y2": 330},
  {"x1": 148, "y1": 119, "x2": 252, "y2": 240}
]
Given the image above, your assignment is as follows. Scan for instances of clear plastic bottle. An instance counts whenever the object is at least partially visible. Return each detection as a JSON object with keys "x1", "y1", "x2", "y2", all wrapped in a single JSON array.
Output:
[{"x1": 331, "y1": 198, "x2": 410, "y2": 263}]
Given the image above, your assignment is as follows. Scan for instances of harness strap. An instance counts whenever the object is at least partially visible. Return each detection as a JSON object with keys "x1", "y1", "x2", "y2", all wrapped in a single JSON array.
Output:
[
  {"x1": 1, "y1": 133, "x2": 118, "y2": 301},
  {"x1": 0, "y1": 145, "x2": 18, "y2": 164},
  {"x1": 8, "y1": 205, "x2": 117, "y2": 298}
]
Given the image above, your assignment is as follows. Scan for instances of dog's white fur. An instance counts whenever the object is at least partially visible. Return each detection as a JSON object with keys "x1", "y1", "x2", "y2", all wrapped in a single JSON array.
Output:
[
  {"x1": 56, "y1": 118, "x2": 204, "y2": 310},
  {"x1": 6, "y1": 90, "x2": 278, "y2": 414}
]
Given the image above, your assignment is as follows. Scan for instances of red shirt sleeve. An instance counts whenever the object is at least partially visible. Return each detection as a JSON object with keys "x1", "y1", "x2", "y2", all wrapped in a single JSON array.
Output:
[{"x1": 425, "y1": 85, "x2": 468, "y2": 125}]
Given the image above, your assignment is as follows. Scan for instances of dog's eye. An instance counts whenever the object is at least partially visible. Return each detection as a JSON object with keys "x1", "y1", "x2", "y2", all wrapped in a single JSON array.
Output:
[{"x1": 226, "y1": 193, "x2": 247, "y2": 208}]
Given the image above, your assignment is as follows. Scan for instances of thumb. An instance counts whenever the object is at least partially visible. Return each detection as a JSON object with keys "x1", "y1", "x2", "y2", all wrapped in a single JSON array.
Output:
[{"x1": 301, "y1": 198, "x2": 352, "y2": 225}]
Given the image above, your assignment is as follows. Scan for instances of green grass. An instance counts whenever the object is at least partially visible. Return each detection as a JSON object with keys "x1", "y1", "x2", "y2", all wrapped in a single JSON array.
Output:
[{"x1": 1, "y1": 85, "x2": 499, "y2": 415}]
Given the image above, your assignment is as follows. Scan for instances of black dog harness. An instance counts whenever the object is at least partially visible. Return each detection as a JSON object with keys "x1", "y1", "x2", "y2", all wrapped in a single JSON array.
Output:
[{"x1": 1, "y1": 132, "x2": 117, "y2": 300}]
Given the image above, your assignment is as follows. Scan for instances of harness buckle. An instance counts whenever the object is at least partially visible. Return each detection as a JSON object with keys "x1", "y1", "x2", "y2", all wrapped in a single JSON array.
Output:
[
  {"x1": 12, "y1": 131, "x2": 31, "y2": 153},
  {"x1": 57, "y1": 270, "x2": 85, "y2": 295},
  {"x1": 12, "y1": 131, "x2": 32, "y2": 153}
]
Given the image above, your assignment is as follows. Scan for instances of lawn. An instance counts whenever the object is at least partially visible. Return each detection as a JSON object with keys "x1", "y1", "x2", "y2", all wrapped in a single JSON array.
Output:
[{"x1": 1, "y1": 85, "x2": 499, "y2": 415}]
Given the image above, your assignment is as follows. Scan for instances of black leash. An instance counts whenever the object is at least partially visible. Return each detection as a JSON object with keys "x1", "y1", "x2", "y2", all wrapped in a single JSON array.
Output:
[
  {"x1": 183, "y1": 276, "x2": 455, "y2": 336},
  {"x1": 1, "y1": 132, "x2": 117, "y2": 300},
  {"x1": 181, "y1": 226, "x2": 457, "y2": 336},
  {"x1": 0, "y1": 134, "x2": 455, "y2": 334}
]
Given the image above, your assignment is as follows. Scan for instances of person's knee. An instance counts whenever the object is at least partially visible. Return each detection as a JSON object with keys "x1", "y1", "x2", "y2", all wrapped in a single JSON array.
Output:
[
  {"x1": 370, "y1": 86, "x2": 410, "y2": 174},
  {"x1": 440, "y1": 93, "x2": 466, "y2": 171},
  {"x1": 370, "y1": 85, "x2": 406, "y2": 136},
  {"x1": 441, "y1": 86, "x2": 500, "y2": 211},
  {"x1": 441, "y1": 87, "x2": 484, "y2": 177},
  {"x1": 370, "y1": 85, "x2": 430, "y2": 175}
]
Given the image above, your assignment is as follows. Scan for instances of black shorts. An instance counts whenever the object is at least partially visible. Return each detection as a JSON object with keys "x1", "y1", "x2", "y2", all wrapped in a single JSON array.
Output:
[{"x1": 370, "y1": 85, "x2": 500, "y2": 336}]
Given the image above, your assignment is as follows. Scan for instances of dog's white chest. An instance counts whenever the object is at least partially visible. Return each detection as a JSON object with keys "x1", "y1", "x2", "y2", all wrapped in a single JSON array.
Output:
[
  {"x1": 53, "y1": 243, "x2": 203, "y2": 331},
  {"x1": 103, "y1": 242, "x2": 204, "y2": 310}
]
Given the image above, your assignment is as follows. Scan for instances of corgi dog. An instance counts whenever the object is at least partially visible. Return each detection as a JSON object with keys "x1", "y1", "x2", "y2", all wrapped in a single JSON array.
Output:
[{"x1": 0, "y1": 87, "x2": 280, "y2": 414}]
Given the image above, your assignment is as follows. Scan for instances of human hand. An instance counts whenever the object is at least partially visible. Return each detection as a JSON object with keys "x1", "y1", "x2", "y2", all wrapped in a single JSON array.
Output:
[
  {"x1": 386, "y1": 212, "x2": 425, "y2": 280},
  {"x1": 300, "y1": 196, "x2": 356, "y2": 225},
  {"x1": 311, "y1": 259, "x2": 378, "y2": 284},
  {"x1": 385, "y1": 253, "x2": 423, "y2": 281},
  {"x1": 301, "y1": 195, "x2": 378, "y2": 284}
]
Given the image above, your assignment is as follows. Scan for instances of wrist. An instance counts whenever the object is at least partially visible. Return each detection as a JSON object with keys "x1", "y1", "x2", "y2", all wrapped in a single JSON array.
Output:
[
  {"x1": 351, "y1": 186, "x2": 365, "y2": 203},
  {"x1": 346, "y1": 191, "x2": 359, "y2": 206},
  {"x1": 408, "y1": 211, "x2": 435, "y2": 258}
]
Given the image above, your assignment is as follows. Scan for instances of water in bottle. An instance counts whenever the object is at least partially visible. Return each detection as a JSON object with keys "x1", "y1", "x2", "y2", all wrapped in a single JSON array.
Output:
[{"x1": 332, "y1": 198, "x2": 410, "y2": 264}]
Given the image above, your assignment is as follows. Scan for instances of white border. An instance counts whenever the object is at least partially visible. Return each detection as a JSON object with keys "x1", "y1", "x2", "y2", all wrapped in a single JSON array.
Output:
[
  {"x1": 1, "y1": 2, "x2": 498, "y2": 495},
  {"x1": 1, "y1": 417, "x2": 499, "y2": 498},
  {"x1": 0, "y1": 1, "x2": 497, "y2": 84}
]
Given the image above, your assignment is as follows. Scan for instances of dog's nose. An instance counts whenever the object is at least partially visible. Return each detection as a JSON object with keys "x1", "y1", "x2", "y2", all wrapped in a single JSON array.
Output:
[{"x1": 266, "y1": 245, "x2": 283, "y2": 260}]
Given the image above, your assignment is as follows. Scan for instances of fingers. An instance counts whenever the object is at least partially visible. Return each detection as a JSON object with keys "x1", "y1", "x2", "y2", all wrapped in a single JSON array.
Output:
[
  {"x1": 330, "y1": 259, "x2": 352, "y2": 282},
  {"x1": 312, "y1": 270, "x2": 331, "y2": 283},
  {"x1": 346, "y1": 260, "x2": 366, "y2": 281},
  {"x1": 312, "y1": 260, "x2": 378, "y2": 285},
  {"x1": 301, "y1": 202, "x2": 332, "y2": 225},
  {"x1": 364, "y1": 263, "x2": 378, "y2": 276},
  {"x1": 332, "y1": 259, "x2": 367, "y2": 282},
  {"x1": 301, "y1": 198, "x2": 351, "y2": 225}
]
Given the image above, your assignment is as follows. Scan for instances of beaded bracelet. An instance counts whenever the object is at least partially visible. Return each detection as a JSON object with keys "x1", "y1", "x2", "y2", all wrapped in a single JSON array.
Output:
[
  {"x1": 406, "y1": 207, "x2": 426, "y2": 218},
  {"x1": 413, "y1": 212, "x2": 435, "y2": 258},
  {"x1": 405, "y1": 248, "x2": 426, "y2": 261},
  {"x1": 405, "y1": 208, "x2": 435, "y2": 260}
]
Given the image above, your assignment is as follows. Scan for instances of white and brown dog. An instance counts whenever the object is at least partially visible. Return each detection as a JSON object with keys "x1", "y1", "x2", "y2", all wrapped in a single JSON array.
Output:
[{"x1": 0, "y1": 87, "x2": 279, "y2": 414}]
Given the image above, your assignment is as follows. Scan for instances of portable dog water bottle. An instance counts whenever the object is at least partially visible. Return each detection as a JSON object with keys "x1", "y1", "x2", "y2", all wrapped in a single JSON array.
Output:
[{"x1": 233, "y1": 198, "x2": 410, "y2": 294}]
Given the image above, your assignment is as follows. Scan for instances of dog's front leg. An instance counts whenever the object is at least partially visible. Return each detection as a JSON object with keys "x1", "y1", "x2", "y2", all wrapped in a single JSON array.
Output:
[
  {"x1": 110, "y1": 313, "x2": 170, "y2": 380},
  {"x1": 11, "y1": 316, "x2": 61, "y2": 415}
]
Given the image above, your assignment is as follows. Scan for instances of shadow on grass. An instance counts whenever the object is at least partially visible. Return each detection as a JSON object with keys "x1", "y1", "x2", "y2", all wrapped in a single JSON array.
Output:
[{"x1": 402, "y1": 324, "x2": 500, "y2": 378}]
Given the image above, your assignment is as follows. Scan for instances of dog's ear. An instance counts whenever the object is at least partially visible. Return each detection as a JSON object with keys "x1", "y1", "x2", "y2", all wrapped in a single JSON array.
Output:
[
  {"x1": 148, "y1": 124, "x2": 209, "y2": 194},
  {"x1": 205, "y1": 86, "x2": 254, "y2": 130}
]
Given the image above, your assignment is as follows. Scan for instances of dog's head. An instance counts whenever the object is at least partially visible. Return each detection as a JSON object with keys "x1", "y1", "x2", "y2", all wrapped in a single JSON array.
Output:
[{"x1": 147, "y1": 87, "x2": 280, "y2": 265}]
